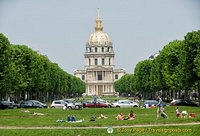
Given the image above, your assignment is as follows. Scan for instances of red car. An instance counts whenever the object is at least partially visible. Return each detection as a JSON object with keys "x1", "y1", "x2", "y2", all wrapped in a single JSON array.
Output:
[{"x1": 85, "y1": 100, "x2": 109, "y2": 108}]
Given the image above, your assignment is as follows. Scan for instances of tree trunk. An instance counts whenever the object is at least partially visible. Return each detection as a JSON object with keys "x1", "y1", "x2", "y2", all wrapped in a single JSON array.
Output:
[
  {"x1": 17, "y1": 91, "x2": 21, "y2": 103},
  {"x1": 178, "y1": 90, "x2": 181, "y2": 99},
  {"x1": 198, "y1": 81, "x2": 200, "y2": 106},
  {"x1": 185, "y1": 90, "x2": 189, "y2": 100}
]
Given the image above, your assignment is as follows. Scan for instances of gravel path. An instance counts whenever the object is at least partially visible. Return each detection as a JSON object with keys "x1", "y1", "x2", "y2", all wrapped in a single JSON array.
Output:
[{"x1": 0, "y1": 122, "x2": 199, "y2": 129}]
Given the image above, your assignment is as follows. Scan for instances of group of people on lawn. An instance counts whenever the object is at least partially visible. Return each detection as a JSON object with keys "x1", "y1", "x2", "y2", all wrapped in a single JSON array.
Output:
[
  {"x1": 65, "y1": 95, "x2": 196, "y2": 122},
  {"x1": 115, "y1": 111, "x2": 135, "y2": 120}
]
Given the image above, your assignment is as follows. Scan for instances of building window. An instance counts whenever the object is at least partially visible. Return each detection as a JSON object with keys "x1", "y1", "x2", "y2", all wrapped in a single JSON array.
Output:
[
  {"x1": 115, "y1": 74, "x2": 118, "y2": 79},
  {"x1": 98, "y1": 72, "x2": 102, "y2": 80},
  {"x1": 82, "y1": 75, "x2": 85, "y2": 80},
  {"x1": 102, "y1": 47, "x2": 104, "y2": 52},
  {"x1": 95, "y1": 47, "x2": 97, "y2": 52},
  {"x1": 89, "y1": 48, "x2": 92, "y2": 52},
  {"x1": 89, "y1": 58, "x2": 91, "y2": 65},
  {"x1": 109, "y1": 58, "x2": 110, "y2": 65},
  {"x1": 107, "y1": 48, "x2": 110, "y2": 52},
  {"x1": 95, "y1": 59, "x2": 98, "y2": 65},
  {"x1": 102, "y1": 58, "x2": 104, "y2": 65}
]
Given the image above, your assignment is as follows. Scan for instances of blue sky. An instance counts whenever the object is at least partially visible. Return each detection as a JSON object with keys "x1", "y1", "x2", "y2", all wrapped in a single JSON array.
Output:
[{"x1": 0, "y1": 0, "x2": 199, "y2": 74}]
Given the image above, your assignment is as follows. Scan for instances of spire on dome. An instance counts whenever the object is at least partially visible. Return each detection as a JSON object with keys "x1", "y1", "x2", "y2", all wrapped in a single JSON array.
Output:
[{"x1": 95, "y1": 8, "x2": 103, "y2": 31}]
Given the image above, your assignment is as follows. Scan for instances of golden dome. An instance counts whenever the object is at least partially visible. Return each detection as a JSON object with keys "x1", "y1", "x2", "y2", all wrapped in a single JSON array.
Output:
[{"x1": 87, "y1": 9, "x2": 112, "y2": 46}]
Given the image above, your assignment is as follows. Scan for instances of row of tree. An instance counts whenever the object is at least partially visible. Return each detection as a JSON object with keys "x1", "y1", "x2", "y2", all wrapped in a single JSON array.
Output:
[
  {"x1": 115, "y1": 30, "x2": 200, "y2": 104},
  {"x1": 0, "y1": 33, "x2": 85, "y2": 102}
]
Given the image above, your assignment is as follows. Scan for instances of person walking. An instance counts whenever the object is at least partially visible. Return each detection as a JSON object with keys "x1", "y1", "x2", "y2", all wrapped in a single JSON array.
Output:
[
  {"x1": 156, "y1": 95, "x2": 168, "y2": 120},
  {"x1": 83, "y1": 98, "x2": 86, "y2": 108},
  {"x1": 94, "y1": 95, "x2": 97, "y2": 108}
]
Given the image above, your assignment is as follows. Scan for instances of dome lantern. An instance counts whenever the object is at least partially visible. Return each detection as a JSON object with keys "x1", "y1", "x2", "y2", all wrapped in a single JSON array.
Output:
[
  {"x1": 95, "y1": 8, "x2": 103, "y2": 31},
  {"x1": 87, "y1": 9, "x2": 112, "y2": 46}
]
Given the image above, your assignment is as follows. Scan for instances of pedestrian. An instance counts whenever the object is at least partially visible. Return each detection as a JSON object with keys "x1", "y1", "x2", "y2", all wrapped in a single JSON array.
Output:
[
  {"x1": 156, "y1": 95, "x2": 168, "y2": 120},
  {"x1": 94, "y1": 95, "x2": 97, "y2": 108},
  {"x1": 83, "y1": 98, "x2": 86, "y2": 108}
]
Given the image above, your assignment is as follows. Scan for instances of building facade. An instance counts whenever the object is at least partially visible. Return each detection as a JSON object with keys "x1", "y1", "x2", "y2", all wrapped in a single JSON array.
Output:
[{"x1": 74, "y1": 10, "x2": 125, "y2": 96}]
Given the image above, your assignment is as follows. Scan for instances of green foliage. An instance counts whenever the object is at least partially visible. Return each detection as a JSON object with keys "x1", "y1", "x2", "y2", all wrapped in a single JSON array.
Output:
[
  {"x1": 114, "y1": 74, "x2": 135, "y2": 94},
  {"x1": 159, "y1": 40, "x2": 182, "y2": 91},
  {"x1": 0, "y1": 33, "x2": 85, "y2": 101},
  {"x1": 134, "y1": 60, "x2": 153, "y2": 93},
  {"x1": 114, "y1": 30, "x2": 200, "y2": 102},
  {"x1": 0, "y1": 33, "x2": 11, "y2": 94}
]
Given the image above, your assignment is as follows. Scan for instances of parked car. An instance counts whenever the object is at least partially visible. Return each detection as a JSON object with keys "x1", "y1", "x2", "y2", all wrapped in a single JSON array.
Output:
[
  {"x1": 111, "y1": 100, "x2": 139, "y2": 108},
  {"x1": 50, "y1": 100, "x2": 82, "y2": 109},
  {"x1": 171, "y1": 99, "x2": 198, "y2": 107},
  {"x1": 50, "y1": 100, "x2": 68, "y2": 108},
  {"x1": 85, "y1": 100, "x2": 109, "y2": 108},
  {"x1": 143, "y1": 100, "x2": 166, "y2": 108},
  {"x1": 12, "y1": 102, "x2": 20, "y2": 109},
  {"x1": 0, "y1": 101, "x2": 14, "y2": 109},
  {"x1": 96, "y1": 99, "x2": 111, "y2": 107},
  {"x1": 20, "y1": 100, "x2": 47, "y2": 108},
  {"x1": 62, "y1": 99, "x2": 82, "y2": 109}
]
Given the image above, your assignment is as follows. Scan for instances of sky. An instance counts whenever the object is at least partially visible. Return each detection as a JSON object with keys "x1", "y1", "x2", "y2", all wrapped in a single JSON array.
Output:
[{"x1": 0, "y1": 0, "x2": 200, "y2": 74}]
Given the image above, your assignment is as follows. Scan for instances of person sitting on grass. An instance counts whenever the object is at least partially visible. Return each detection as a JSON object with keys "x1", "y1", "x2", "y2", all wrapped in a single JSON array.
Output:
[
  {"x1": 181, "y1": 111, "x2": 188, "y2": 118},
  {"x1": 67, "y1": 115, "x2": 76, "y2": 122},
  {"x1": 63, "y1": 104, "x2": 68, "y2": 110},
  {"x1": 98, "y1": 114, "x2": 107, "y2": 119},
  {"x1": 125, "y1": 110, "x2": 135, "y2": 120},
  {"x1": 116, "y1": 112, "x2": 124, "y2": 120},
  {"x1": 151, "y1": 103, "x2": 155, "y2": 108},
  {"x1": 175, "y1": 107, "x2": 181, "y2": 118}
]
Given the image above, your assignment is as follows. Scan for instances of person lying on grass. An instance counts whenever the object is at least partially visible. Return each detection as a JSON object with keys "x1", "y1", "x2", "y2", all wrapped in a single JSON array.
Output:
[
  {"x1": 31, "y1": 112, "x2": 46, "y2": 115},
  {"x1": 98, "y1": 114, "x2": 107, "y2": 119},
  {"x1": 21, "y1": 110, "x2": 30, "y2": 112},
  {"x1": 115, "y1": 112, "x2": 124, "y2": 120},
  {"x1": 125, "y1": 110, "x2": 135, "y2": 120}
]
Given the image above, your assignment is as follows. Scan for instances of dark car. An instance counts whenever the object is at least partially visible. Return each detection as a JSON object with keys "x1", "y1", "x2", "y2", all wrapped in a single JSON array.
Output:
[
  {"x1": 171, "y1": 99, "x2": 198, "y2": 107},
  {"x1": 143, "y1": 100, "x2": 166, "y2": 108},
  {"x1": 20, "y1": 100, "x2": 47, "y2": 108},
  {"x1": 0, "y1": 101, "x2": 14, "y2": 109},
  {"x1": 85, "y1": 100, "x2": 109, "y2": 108}
]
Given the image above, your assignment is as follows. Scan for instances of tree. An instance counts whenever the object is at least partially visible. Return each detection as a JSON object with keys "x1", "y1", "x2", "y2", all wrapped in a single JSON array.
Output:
[
  {"x1": 178, "y1": 30, "x2": 200, "y2": 101},
  {"x1": 0, "y1": 33, "x2": 11, "y2": 98},
  {"x1": 134, "y1": 60, "x2": 153, "y2": 99}
]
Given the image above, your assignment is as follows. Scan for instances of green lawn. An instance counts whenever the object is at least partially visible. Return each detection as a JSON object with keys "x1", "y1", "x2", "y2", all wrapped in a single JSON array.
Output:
[
  {"x1": 0, "y1": 106, "x2": 199, "y2": 127},
  {"x1": 0, "y1": 125, "x2": 199, "y2": 136}
]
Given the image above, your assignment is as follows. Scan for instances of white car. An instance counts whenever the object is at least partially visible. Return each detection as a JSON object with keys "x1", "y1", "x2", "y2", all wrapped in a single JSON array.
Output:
[
  {"x1": 63, "y1": 99, "x2": 82, "y2": 109},
  {"x1": 111, "y1": 100, "x2": 139, "y2": 108},
  {"x1": 50, "y1": 100, "x2": 74, "y2": 109},
  {"x1": 50, "y1": 100, "x2": 67, "y2": 108}
]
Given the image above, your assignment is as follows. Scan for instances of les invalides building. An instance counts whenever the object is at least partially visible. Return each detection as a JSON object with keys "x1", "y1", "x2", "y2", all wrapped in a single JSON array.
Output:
[{"x1": 74, "y1": 10, "x2": 125, "y2": 96}]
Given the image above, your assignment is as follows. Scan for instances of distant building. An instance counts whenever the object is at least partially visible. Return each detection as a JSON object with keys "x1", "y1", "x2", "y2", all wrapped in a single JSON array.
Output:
[
  {"x1": 35, "y1": 50, "x2": 50, "y2": 62},
  {"x1": 74, "y1": 9, "x2": 125, "y2": 96}
]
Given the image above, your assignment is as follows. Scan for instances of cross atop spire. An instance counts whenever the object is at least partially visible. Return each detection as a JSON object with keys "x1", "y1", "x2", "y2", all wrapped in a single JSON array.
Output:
[
  {"x1": 95, "y1": 8, "x2": 103, "y2": 31},
  {"x1": 97, "y1": 8, "x2": 100, "y2": 19}
]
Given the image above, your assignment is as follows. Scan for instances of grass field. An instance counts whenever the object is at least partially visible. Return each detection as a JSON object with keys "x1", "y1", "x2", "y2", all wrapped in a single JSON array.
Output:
[
  {"x1": 0, "y1": 125, "x2": 199, "y2": 136},
  {"x1": 0, "y1": 105, "x2": 199, "y2": 136},
  {"x1": 0, "y1": 106, "x2": 199, "y2": 127}
]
